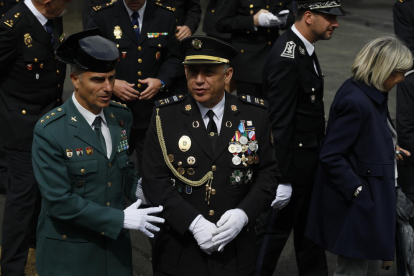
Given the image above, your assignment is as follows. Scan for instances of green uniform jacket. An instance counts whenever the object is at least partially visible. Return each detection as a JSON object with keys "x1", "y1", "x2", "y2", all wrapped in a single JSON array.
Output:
[{"x1": 32, "y1": 96, "x2": 137, "y2": 276}]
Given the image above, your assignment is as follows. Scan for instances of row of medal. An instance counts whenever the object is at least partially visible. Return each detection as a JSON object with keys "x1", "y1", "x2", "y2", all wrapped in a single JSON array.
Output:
[
  {"x1": 117, "y1": 130, "x2": 129, "y2": 153},
  {"x1": 228, "y1": 120, "x2": 259, "y2": 167}
]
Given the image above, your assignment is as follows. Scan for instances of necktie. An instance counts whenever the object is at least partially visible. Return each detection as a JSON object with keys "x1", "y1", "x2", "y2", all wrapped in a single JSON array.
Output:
[
  {"x1": 206, "y1": 110, "x2": 218, "y2": 151},
  {"x1": 44, "y1": 20, "x2": 54, "y2": 48},
  {"x1": 92, "y1": 116, "x2": 107, "y2": 157},
  {"x1": 131, "y1": 12, "x2": 140, "y2": 41}
]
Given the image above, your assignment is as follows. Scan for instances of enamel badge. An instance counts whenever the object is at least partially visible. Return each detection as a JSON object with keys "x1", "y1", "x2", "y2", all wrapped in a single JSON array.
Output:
[
  {"x1": 114, "y1": 26, "x2": 122, "y2": 39},
  {"x1": 178, "y1": 135, "x2": 191, "y2": 152},
  {"x1": 66, "y1": 149, "x2": 73, "y2": 158},
  {"x1": 281, "y1": 41, "x2": 296, "y2": 59},
  {"x1": 76, "y1": 148, "x2": 83, "y2": 156},
  {"x1": 86, "y1": 147, "x2": 93, "y2": 155},
  {"x1": 24, "y1": 33, "x2": 33, "y2": 47}
]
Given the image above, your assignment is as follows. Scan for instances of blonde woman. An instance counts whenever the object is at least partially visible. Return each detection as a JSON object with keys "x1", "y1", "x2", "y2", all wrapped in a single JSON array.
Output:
[{"x1": 305, "y1": 36, "x2": 413, "y2": 275}]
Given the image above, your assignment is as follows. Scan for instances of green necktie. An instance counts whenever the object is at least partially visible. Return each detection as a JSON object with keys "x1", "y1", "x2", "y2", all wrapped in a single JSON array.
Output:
[{"x1": 92, "y1": 116, "x2": 107, "y2": 156}]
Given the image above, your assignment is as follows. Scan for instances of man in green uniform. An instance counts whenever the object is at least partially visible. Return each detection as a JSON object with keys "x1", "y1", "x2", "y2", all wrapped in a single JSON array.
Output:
[{"x1": 32, "y1": 29, "x2": 165, "y2": 276}]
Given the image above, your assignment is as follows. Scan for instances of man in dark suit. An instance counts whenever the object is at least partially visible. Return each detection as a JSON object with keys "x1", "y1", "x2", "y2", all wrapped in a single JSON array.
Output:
[
  {"x1": 141, "y1": 36, "x2": 280, "y2": 276},
  {"x1": 0, "y1": 0, "x2": 69, "y2": 273},
  {"x1": 0, "y1": 0, "x2": 19, "y2": 16},
  {"x1": 215, "y1": 0, "x2": 294, "y2": 98},
  {"x1": 32, "y1": 29, "x2": 164, "y2": 276},
  {"x1": 255, "y1": 1, "x2": 345, "y2": 275},
  {"x1": 87, "y1": 0, "x2": 180, "y2": 174}
]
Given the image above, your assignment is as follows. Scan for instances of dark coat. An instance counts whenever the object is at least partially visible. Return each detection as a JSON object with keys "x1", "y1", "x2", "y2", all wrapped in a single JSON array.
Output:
[
  {"x1": 306, "y1": 78, "x2": 396, "y2": 260},
  {"x1": 0, "y1": 0, "x2": 18, "y2": 16},
  {"x1": 215, "y1": 0, "x2": 293, "y2": 84},
  {"x1": 142, "y1": 93, "x2": 279, "y2": 276},
  {"x1": 202, "y1": 0, "x2": 231, "y2": 40},
  {"x1": 32, "y1": 97, "x2": 137, "y2": 276},
  {"x1": 0, "y1": 3, "x2": 66, "y2": 151},
  {"x1": 263, "y1": 27, "x2": 325, "y2": 185},
  {"x1": 87, "y1": 0, "x2": 181, "y2": 130},
  {"x1": 394, "y1": 0, "x2": 414, "y2": 51}
]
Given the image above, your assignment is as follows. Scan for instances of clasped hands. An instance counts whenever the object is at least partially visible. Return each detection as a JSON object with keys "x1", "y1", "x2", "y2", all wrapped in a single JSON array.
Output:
[{"x1": 190, "y1": 209, "x2": 248, "y2": 255}]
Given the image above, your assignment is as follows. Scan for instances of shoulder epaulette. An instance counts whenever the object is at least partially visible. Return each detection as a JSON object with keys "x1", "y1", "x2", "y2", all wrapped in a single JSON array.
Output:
[
  {"x1": 154, "y1": 2, "x2": 175, "y2": 12},
  {"x1": 110, "y1": 100, "x2": 128, "y2": 109},
  {"x1": 155, "y1": 94, "x2": 186, "y2": 107},
  {"x1": 238, "y1": 95, "x2": 268, "y2": 108},
  {"x1": 3, "y1": 12, "x2": 22, "y2": 28},
  {"x1": 93, "y1": 1, "x2": 115, "y2": 12},
  {"x1": 37, "y1": 107, "x2": 66, "y2": 128}
]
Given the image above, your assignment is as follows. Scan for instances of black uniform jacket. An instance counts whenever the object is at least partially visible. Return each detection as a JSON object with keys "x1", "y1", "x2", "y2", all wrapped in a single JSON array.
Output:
[
  {"x1": 263, "y1": 27, "x2": 325, "y2": 184},
  {"x1": 202, "y1": 0, "x2": 231, "y2": 40},
  {"x1": 0, "y1": 2, "x2": 66, "y2": 151},
  {"x1": 150, "y1": 0, "x2": 201, "y2": 35},
  {"x1": 394, "y1": 0, "x2": 414, "y2": 51},
  {"x1": 142, "y1": 93, "x2": 280, "y2": 276},
  {"x1": 87, "y1": 0, "x2": 181, "y2": 130},
  {"x1": 0, "y1": 0, "x2": 18, "y2": 16},
  {"x1": 215, "y1": 0, "x2": 293, "y2": 83}
]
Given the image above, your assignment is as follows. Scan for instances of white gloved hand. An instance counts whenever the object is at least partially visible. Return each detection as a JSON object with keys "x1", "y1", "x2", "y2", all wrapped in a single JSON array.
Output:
[
  {"x1": 258, "y1": 12, "x2": 286, "y2": 27},
  {"x1": 190, "y1": 216, "x2": 218, "y2": 255},
  {"x1": 135, "y1": 177, "x2": 148, "y2": 205},
  {"x1": 123, "y1": 199, "x2": 165, "y2": 238},
  {"x1": 212, "y1": 209, "x2": 248, "y2": 252},
  {"x1": 271, "y1": 183, "x2": 292, "y2": 209}
]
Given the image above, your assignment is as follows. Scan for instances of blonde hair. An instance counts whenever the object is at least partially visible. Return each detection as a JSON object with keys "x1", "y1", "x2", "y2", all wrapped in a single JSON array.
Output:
[{"x1": 351, "y1": 36, "x2": 413, "y2": 91}]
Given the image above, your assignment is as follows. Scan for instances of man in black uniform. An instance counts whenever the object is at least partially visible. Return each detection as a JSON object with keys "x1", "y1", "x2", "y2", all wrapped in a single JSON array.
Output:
[
  {"x1": 203, "y1": 0, "x2": 230, "y2": 42},
  {"x1": 215, "y1": 0, "x2": 294, "y2": 98},
  {"x1": 87, "y1": 0, "x2": 180, "y2": 173},
  {"x1": 142, "y1": 36, "x2": 280, "y2": 276},
  {"x1": 0, "y1": 0, "x2": 69, "y2": 274},
  {"x1": 255, "y1": 1, "x2": 345, "y2": 275},
  {"x1": 0, "y1": 0, "x2": 19, "y2": 16}
]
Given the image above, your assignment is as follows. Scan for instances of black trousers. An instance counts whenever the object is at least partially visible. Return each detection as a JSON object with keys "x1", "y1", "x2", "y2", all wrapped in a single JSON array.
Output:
[
  {"x1": 255, "y1": 177, "x2": 327, "y2": 276},
  {"x1": 236, "y1": 81, "x2": 263, "y2": 98},
  {"x1": 1, "y1": 149, "x2": 41, "y2": 276}
]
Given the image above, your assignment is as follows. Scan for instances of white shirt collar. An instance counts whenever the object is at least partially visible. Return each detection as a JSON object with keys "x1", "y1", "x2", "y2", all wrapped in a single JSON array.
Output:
[
  {"x1": 72, "y1": 93, "x2": 107, "y2": 127},
  {"x1": 292, "y1": 24, "x2": 315, "y2": 56},
  {"x1": 196, "y1": 94, "x2": 225, "y2": 121},
  {"x1": 24, "y1": 0, "x2": 48, "y2": 27},
  {"x1": 123, "y1": 0, "x2": 146, "y2": 20}
]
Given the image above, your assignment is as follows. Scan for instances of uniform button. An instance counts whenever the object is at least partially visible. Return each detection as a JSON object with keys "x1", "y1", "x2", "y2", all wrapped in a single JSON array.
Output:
[
  {"x1": 268, "y1": 41, "x2": 272, "y2": 45},
  {"x1": 58, "y1": 84, "x2": 61, "y2": 88},
  {"x1": 209, "y1": 210, "x2": 214, "y2": 216},
  {"x1": 367, "y1": 170, "x2": 371, "y2": 175},
  {"x1": 40, "y1": 63, "x2": 44, "y2": 68},
  {"x1": 212, "y1": 165, "x2": 217, "y2": 171},
  {"x1": 246, "y1": 228, "x2": 250, "y2": 232},
  {"x1": 40, "y1": 120, "x2": 45, "y2": 123},
  {"x1": 247, "y1": 31, "x2": 250, "y2": 34},
  {"x1": 138, "y1": 58, "x2": 142, "y2": 63},
  {"x1": 241, "y1": 49, "x2": 244, "y2": 53},
  {"x1": 137, "y1": 84, "x2": 142, "y2": 88},
  {"x1": 107, "y1": 202, "x2": 111, "y2": 207},
  {"x1": 34, "y1": 58, "x2": 38, "y2": 62},
  {"x1": 101, "y1": 232, "x2": 105, "y2": 236},
  {"x1": 57, "y1": 99, "x2": 60, "y2": 103},
  {"x1": 299, "y1": 143, "x2": 303, "y2": 147},
  {"x1": 138, "y1": 46, "x2": 142, "y2": 51},
  {"x1": 138, "y1": 71, "x2": 142, "y2": 76},
  {"x1": 57, "y1": 108, "x2": 62, "y2": 112},
  {"x1": 211, "y1": 9, "x2": 215, "y2": 13},
  {"x1": 62, "y1": 235, "x2": 67, "y2": 239},
  {"x1": 51, "y1": 113, "x2": 55, "y2": 116},
  {"x1": 158, "y1": 44, "x2": 161, "y2": 48},
  {"x1": 267, "y1": 29, "x2": 271, "y2": 33},
  {"x1": 116, "y1": 44, "x2": 119, "y2": 48},
  {"x1": 57, "y1": 70, "x2": 59, "y2": 74},
  {"x1": 22, "y1": 110, "x2": 26, "y2": 114},
  {"x1": 81, "y1": 169, "x2": 85, "y2": 174},
  {"x1": 211, "y1": 189, "x2": 216, "y2": 195},
  {"x1": 108, "y1": 163, "x2": 112, "y2": 168},
  {"x1": 266, "y1": 5, "x2": 270, "y2": 9},
  {"x1": 250, "y1": 10, "x2": 254, "y2": 15},
  {"x1": 178, "y1": 161, "x2": 182, "y2": 166},
  {"x1": 312, "y1": 88, "x2": 315, "y2": 92},
  {"x1": 249, "y1": 4, "x2": 253, "y2": 8},
  {"x1": 45, "y1": 116, "x2": 50, "y2": 119},
  {"x1": 108, "y1": 182, "x2": 112, "y2": 188}
]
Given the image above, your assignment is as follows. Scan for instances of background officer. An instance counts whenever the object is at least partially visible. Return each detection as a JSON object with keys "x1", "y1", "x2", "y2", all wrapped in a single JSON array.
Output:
[
  {"x1": 215, "y1": 0, "x2": 294, "y2": 98},
  {"x1": 0, "y1": 0, "x2": 70, "y2": 273},
  {"x1": 32, "y1": 29, "x2": 164, "y2": 276},
  {"x1": 141, "y1": 36, "x2": 280, "y2": 276},
  {"x1": 255, "y1": 1, "x2": 345, "y2": 275},
  {"x1": 87, "y1": 0, "x2": 180, "y2": 175}
]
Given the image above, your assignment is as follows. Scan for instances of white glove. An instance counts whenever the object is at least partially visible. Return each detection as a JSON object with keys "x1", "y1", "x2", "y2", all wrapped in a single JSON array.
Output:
[
  {"x1": 190, "y1": 216, "x2": 218, "y2": 255},
  {"x1": 135, "y1": 177, "x2": 148, "y2": 205},
  {"x1": 123, "y1": 199, "x2": 165, "y2": 238},
  {"x1": 258, "y1": 12, "x2": 287, "y2": 27},
  {"x1": 271, "y1": 183, "x2": 292, "y2": 209},
  {"x1": 212, "y1": 209, "x2": 248, "y2": 252}
]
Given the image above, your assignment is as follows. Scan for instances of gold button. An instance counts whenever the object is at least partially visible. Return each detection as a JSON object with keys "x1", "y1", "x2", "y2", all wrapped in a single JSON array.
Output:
[
  {"x1": 211, "y1": 9, "x2": 215, "y2": 13},
  {"x1": 247, "y1": 31, "x2": 250, "y2": 34},
  {"x1": 267, "y1": 29, "x2": 271, "y2": 33},
  {"x1": 62, "y1": 235, "x2": 67, "y2": 239},
  {"x1": 158, "y1": 44, "x2": 161, "y2": 48},
  {"x1": 34, "y1": 58, "x2": 38, "y2": 62},
  {"x1": 108, "y1": 163, "x2": 112, "y2": 168},
  {"x1": 209, "y1": 210, "x2": 214, "y2": 216},
  {"x1": 138, "y1": 58, "x2": 142, "y2": 63},
  {"x1": 241, "y1": 49, "x2": 244, "y2": 53},
  {"x1": 250, "y1": 10, "x2": 253, "y2": 15},
  {"x1": 81, "y1": 169, "x2": 85, "y2": 174},
  {"x1": 57, "y1": 99, "x2": 60, "y2": 102},
  {"x1": 108, "y1": 182, "x2": 112, "y2": 188},
  {"x1": 268, "y1": 41, "x2": 272, "y2": 45},
  {"x1": 40, "y1": 120, "x2": 45, "y2": 123},
  {"x1": 107, "y1": 202, "x2": 111, "y2": 207},
  {"x1": 22, "y1": 110, "x2": 26, "y2": 114},
  {"x1": 51, "y1": 113, "x2": 55, "y2": 116},
  {"x1": 249, "y1": 4, "x2": 253, "y2": 8},
  {"x1": 137, "y1": 84, "x2": 142, "y2": 88},
  {"x1": 266, "y1": 5, "x2": 269, "y2": 9},
  {"x1": 211, "y1": 189, "x2": 216, "y2": 195},
  {"x1": 178, "y1": 161, "x2": 182, "y2": 166},
  {"x1": 57, "y1": 70, "x2": 59, "y2": 73},
  {"x1": 58, "y1": 84, "x2": 61, "y2": 88},
  {"x1": 312, "y1": 88, "x2": 315, "y2": 92},
  {"x1": 45, "y1": 116, "x2": 50, "y2": 119},
  {"x1": 279, "y1": 2, "x2": 282, "y2": 5},
  {"x1": 212, "y1": 165, "x2": 217, "y2": 171},
  {"x1": 57, "y1": 108, "x2": 62, "y2": 112},
  {"x1": 101, "y1": 232, "x2": 105, "y2": 236},
  {"x1": 40, "y1": 63, "x2": 44, "y2": 68},
  {"x1": 138, "y1": 71, "x2": 142, "y2": 76},
  {"x1": 116, "y1": 44, "x2": 119, "y2": 48},
  {"x1": 247, "y1": 228, "x2": 250, "y2": 232},
  {"x1": 138, "y1": 46, "x2": 142, "y2": 51},
  {"x1": 299, "y1": 143, "x2": 303, "y2": 147}
]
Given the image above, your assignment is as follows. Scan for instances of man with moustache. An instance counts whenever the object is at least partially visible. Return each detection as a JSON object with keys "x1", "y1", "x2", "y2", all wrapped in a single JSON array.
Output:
[
  {"x1": 32, "y1": 29, "x2": 165, "y2": 276},
  {"x1": 255, "y1": 1, "x2": 345, "y2": 275},
  {"x1": 87, "y1": 0, "x2": 180, "y2": 174},
  {"x1": 141, "y1": 36, "x2": 280, "y2": 276},
  {"x1": 0, "y1": 0, "x2": 70, "y2": 273}
]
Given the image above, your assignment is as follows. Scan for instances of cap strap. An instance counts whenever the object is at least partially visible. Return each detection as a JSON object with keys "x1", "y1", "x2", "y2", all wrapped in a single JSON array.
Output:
[{"x1": 185, "y1": 55, "x2": 230, "y2": 64}]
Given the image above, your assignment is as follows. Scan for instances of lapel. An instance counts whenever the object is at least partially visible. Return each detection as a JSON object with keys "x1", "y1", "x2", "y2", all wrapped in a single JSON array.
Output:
[
  {"x1": 65, "y1": 97, "x2": 108, "y2": 157},
  {"x1": 181, "y1": 96, "x2": 213, "y2": 159},
  {"x1": 114, "y1": 0, "x2": 139, "y2": 44},
  {"x1": 352, "y1": 78, "x2": 387, "y2": 106},
  {"x1": 212, "y1": 93, "x2": 241, "y2": 163},
  {"x1": 104, "y1": 107, "x2": 123, "y2": 161},
  {"x1": 22, "y1": 3, "x2": 54, "y2": 52},
  {"x1": 138, "y1": 1, "x2": 157, "y2": 46}
]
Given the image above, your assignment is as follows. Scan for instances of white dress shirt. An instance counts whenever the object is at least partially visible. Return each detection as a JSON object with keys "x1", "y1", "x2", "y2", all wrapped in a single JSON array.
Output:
[
  {"x1": 24, "y1": 0, "x2": 49, "y2": 31},
  {"x1": 196, "y1": 94, "x2": 225, "y2": 135},
  {"x1": 123, "y1": 0, "x2": 146, "y2": 30},
  {"x1": 72, "y1": 93, "x2": 112, "y2": 159},
  {"x1": 292, "y1": 24, "x2": 319, "y2": 75}
]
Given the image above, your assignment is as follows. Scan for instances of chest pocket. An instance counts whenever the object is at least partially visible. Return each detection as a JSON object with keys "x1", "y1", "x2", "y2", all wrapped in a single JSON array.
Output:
[{"x1": 66, "y1": 159, "x2": 98, "y2": 198}]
